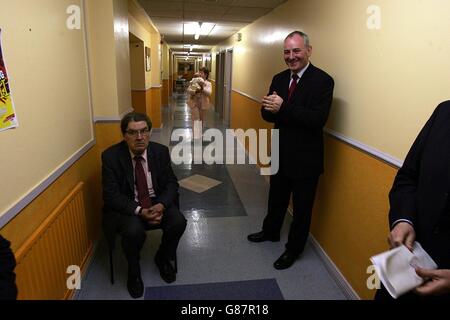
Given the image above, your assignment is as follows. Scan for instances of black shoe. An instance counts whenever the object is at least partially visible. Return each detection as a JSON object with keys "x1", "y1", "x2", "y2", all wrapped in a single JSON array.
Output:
[
  {"x1": 155, "y1": 251, "x2": 176, "y2": 283},
  {"x1": 127, "y1": 274, "x2": 144, "y2": 299},
  {"x1": 273, "y1": 251, "x2": 299, "y2": 270},
  {"x1": 247, "y1": 231, "x2": 280, "y2": 243}
]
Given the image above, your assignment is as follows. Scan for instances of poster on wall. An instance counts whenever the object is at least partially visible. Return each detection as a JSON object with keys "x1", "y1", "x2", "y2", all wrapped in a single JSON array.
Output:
[{"x1": 0, "y1": 29, "x2": 18, "y2": 132}]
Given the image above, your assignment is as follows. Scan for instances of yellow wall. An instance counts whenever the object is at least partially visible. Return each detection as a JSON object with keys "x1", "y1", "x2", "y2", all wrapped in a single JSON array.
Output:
[
  {"x1": 112, "y1": 0, "x2": 132, "y2": 115},
  {"x1": 214, "y1": 0, "x2": 450, "y2": 160},
  {"x1": 150, "y1": 32, "x2": 161, "y2": 85},
  {"x1": 0, "y1": 122, "x2": 123, "y2": 251},
  {"x1": 210, "y1": 80, "x2": 216, "y2": 107},
  {"x1": 86, "y1": 0, "x2": 132, "y2": 118},
  {"x1": 0, "y1": 0, "x2": 93, "y2": 224},
  {"x1": 85, "y1": 0, "x2": 119, "y2": 117},
  {"x1": 212, "y1": 0, "x2": 450, "y2": 298},
  {"x1": 162, "y1": 79, "x2": 169, "y2": 106},
  {"x1": 129, "y1": 41, "x2": 145, "y2": 90},
  {"x1": 127, "y1": 0, "x2": 161, "y2": 88},
  {"x1": 311, "y1": 136, "x2": 397, "y2": 299},
  {"x1": 128, "y1": 14, "x2": 152, "y2": 89},
  {"x1": 127, "y1": 1, "x2": 162, "y2": 125},
  {"x1": 210, "y1": 53, "x2": 216, "y2": 81},
  {"x1": 162, "y1": 42, "x2": 170, "y2": 80},
  {"x1": 147, "y1": 87, "x2": 162, "y2": 128},
  {"x1": 131, "y1": 90, "x2": 146, "y2": 114}
]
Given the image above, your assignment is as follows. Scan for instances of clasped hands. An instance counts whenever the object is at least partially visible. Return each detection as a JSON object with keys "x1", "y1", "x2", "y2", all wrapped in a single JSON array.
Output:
[
  {"x1": 262, "y1": 91, "x2": 283, "y2": 113},
  {"x1": 389, "y1": 222, "x2": 450, "y2": 296},
  {"x1": 140, "y1": 203, "x2": 165, "y2": 225}
]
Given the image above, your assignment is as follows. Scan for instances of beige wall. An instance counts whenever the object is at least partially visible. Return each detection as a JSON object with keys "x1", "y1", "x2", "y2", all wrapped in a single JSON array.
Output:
[
  {"x1": 210, "y1": 53, "x2": 216, "y2": 81},
  {"x1": 85, "y1": 0, "x2": 118, "y2": 117},
  {"x1": 129, "y1": 40, "x2": 145, "y2": 90},
  {"x1": 214, "y1": 0, "x2": 450, "y2": 160},
  {"x1": 0, "y1": 0, "x2": 92, "y2": 223},
  {"x1": 112, "y1": 0, "x2": 132, "y2": 115},
  {"x1": 150, "y1": 31, "x2": 161, "y2": 86},
  {"x1": 127, "y1": 5, "x2": 161, "y2": 88},
  {"x1": 86, "y1": 0, "x2": 132, "y2": 117},
  {"x1": 128, "y1": 14, "x2": 152, "y2": 89},
  {"x1": 162, "y1": 42, "x2": 170, "y2": 80}
]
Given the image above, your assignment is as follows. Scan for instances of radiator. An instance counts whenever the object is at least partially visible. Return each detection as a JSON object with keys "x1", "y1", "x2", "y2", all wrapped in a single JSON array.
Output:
[{"x1": 14, "y1": 182, "x2": 92, "y2": 299}]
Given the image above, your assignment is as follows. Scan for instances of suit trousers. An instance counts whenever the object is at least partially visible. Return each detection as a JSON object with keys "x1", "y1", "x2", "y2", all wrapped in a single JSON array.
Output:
[
  {"x1": 262, "y1": 170, "x2": 319, "y2": 255},
  {"x1": 116, "y1": 202, "x2": 186, "y2": 276}
]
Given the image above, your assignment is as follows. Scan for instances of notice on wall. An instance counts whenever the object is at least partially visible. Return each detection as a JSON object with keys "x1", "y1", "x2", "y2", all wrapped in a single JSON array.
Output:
[{"x1": 0, "y1": 29, "x2": 18, "y2": 132}]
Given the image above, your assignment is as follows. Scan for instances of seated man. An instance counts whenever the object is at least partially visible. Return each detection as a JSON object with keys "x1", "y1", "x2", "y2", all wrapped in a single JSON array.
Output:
[{"x1": 102, "y1": 112, "x2": 187, "y2": 299}]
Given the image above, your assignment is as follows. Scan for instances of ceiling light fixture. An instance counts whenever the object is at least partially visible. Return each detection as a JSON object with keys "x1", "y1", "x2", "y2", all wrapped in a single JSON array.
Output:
[
  {"x1": 184, "y1": 21, "x2": 214, "y2": 40},
  {"x1": 195, "y1": 22, "x2": 202, "y2": 40}
]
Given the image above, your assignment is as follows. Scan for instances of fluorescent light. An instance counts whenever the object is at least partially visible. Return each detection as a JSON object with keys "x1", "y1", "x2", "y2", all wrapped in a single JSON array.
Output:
[
  {"x1": 184, "y1": 22, "x2": 215, "y2": 36},
  {"x1": 194, "y1": 34, "x2": 199, "y2": 40}
]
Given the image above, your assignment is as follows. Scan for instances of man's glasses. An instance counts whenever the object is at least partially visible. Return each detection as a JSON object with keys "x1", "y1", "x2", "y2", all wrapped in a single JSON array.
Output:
[{"x1": 126, "y1": 128, "x2": 150, "y2": 137}]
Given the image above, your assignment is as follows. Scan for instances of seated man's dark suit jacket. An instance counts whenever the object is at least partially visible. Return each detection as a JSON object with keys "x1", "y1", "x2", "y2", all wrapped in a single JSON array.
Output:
[
  {"x1": 389, "y1": 100, "x2": 450, "y2": 269},
  {"x1": 0, "y1": 235, "x2": 18, "y2": 300},
  {"x1": 101, "y1": 140, "x2": 179, "y2": 249},
  {"x1": 261, "y1": 63, "x2": 334, "y2": 179}
]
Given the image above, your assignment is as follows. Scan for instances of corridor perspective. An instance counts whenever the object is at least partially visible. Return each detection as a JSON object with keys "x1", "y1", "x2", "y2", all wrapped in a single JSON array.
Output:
[
  {"x1": 77, "y1": 94, "x2": 346, "y2": 300},
  {"x1": 1, "y1": 0, "x2": 450, "y2": 306},
  {"x1": 75, "y1": 93, "x2": 346, "y2": 300}
]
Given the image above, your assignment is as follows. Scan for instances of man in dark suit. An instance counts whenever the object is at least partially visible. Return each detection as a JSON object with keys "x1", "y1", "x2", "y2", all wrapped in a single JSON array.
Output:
[
  {"x1": 102, "y1": 112, "x2": 186, "y2": 298},
  {"x1": 0, "y1": 234, "x2": 17, "y2": 300},
  {"x1": 375, "y1": 101, "x2": 450, "y2": 300},
  {"x1": 248, "y1": 31, "x2": 334, "y2": 270}
]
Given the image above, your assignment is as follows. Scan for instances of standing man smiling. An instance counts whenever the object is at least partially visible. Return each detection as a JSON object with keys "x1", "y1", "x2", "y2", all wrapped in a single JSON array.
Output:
[{"x1": 248, "y1": 31, "x2": 334, "y2": 270}]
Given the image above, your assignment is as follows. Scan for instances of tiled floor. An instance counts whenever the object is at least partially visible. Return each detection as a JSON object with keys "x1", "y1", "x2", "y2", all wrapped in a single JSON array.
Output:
[{"x1": 76, "y1": 94, "x2": 347, "y2": 300}]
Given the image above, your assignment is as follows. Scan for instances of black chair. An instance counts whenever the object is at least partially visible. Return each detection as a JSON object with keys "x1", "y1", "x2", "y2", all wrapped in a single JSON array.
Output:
[{"x1": 107, "y1": 224, "x2": 177, "y2": 285}]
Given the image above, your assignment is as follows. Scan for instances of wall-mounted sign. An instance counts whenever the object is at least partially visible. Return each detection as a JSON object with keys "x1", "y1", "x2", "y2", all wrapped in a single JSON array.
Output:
[{"x1": 0, "y1": 29, "x2": 18, "y2": 132}]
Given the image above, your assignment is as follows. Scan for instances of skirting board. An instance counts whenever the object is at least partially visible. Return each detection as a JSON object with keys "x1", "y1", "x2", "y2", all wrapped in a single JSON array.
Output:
[
  {"x1": 308, "y1": 234, "x2": 361, "y2": 300},
  {"x1": 286, "y1": 207, "x2": 360, "y2": 300}
]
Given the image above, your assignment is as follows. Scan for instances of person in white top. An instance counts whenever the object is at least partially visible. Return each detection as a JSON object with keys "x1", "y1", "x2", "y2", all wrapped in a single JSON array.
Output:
[{"x1": 187, "y1": 67, "x2": 212, "y2": 138}]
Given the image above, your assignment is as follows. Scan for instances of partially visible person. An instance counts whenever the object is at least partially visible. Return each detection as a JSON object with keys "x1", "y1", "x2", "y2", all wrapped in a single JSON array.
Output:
[
  {"x1": 187, "y1": 72, "x2": 203, "y2": 138},
  {"x1": 186, "y1": 68, "x2": 211, "y2": 139},
  {"x1": 247, "y1": 31, "x2": 334, "y2": 270},
  {"x1": 0, "y1": 234, "x2": 18, "y2": 300},
  {"x1": 197, "y1": 67, "x2": 212, "y2": 127},
  {"x1": 375, "y1": 101, "x2": 450, "y2": 300},
  {"x1": 102, "y1": 112, "x2": 187, "y2": 299}
]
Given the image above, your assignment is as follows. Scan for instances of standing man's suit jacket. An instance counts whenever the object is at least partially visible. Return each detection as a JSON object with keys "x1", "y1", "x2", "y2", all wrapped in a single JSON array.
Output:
[
  {"x1": 389, "y1": 101, "x2": 450, "y2": 267},
  {"x1": 101, "y1": 141, "x2": 179, "y2": 244},
  {"x1": 261, "y1": 63, "x2": 334, "y2": 179}
]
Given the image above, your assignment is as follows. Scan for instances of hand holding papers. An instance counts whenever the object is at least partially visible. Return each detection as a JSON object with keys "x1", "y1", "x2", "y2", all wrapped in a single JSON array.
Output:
[{"x1": 370, "y1": 242, "x2": 437, "y2": 298}]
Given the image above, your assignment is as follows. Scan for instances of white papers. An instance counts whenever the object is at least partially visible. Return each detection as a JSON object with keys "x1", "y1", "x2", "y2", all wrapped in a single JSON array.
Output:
[{"x1": 370, "y1": 242, "x2": 437, "y2": 298}]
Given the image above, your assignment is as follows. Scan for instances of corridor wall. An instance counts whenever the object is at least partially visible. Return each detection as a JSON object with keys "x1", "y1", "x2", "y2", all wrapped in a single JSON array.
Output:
[
  {"x1": 0, "y1": 0, "x2": 93, "y2": 233},
  {"x1": 213, "y1": 0, "x2": 450, "y2": 299}
]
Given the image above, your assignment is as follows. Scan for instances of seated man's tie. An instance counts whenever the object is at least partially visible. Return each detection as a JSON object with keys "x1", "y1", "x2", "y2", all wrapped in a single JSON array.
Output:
[{"x1": 134, "y1": 156, "x2": 152, "y2": 208}]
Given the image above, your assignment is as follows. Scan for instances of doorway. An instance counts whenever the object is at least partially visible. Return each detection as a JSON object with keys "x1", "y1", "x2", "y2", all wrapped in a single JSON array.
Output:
[{"x1": 214, "y1": 49, "x2": 233, "y2": 126}]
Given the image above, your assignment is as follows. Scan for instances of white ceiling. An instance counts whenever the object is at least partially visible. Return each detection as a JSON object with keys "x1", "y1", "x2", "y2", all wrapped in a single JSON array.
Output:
[{"x1": 137, "y1": 0, "x2": 287, "y2": 52}]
